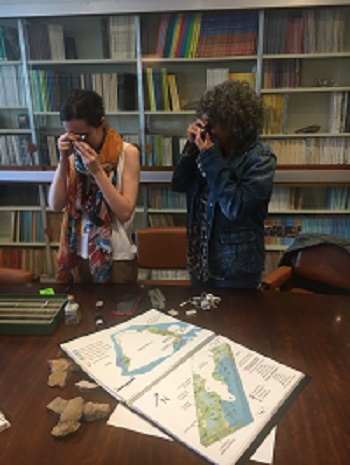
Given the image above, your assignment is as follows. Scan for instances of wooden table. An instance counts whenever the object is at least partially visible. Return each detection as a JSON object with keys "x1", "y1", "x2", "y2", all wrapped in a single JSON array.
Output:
[{"x1": 0, "y1": 283, "x2": 349, "y2": 465}]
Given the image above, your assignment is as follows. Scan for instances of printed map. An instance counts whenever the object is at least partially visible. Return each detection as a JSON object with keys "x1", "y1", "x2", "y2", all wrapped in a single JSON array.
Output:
[
  {"x1": 111, "y1": 321, "x2": 204, "y2": 376},
  {"x1": 193, "y1": 342, "x2": 253, "y2": 446}
]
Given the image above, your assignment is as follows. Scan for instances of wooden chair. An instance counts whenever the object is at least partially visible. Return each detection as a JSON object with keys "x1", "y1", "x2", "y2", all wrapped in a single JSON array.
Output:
[
  {"x1": 135, "y1": 227, "x2": 190, "y2": 286},
  {"x1": 261, "y1": 243, "x2": 350, "y2": 294},
  {"x1": 0, "y1": 267, "x2": 34, "y2": 284}
]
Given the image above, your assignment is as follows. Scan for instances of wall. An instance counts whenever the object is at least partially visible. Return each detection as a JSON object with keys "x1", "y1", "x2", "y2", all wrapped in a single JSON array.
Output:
[{"x1": 0, "y1": 0, "x2": 350, "y2": 18}]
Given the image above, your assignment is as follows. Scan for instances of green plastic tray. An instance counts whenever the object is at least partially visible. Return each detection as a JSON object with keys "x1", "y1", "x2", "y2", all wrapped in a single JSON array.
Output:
[{"x1": 0, "y1": 295, "x2": 67, "y2": 335}]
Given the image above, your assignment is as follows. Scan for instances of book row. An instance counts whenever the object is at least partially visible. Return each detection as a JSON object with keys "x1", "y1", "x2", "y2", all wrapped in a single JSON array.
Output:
[
  {"x1": 0, "y1": 65, "x2": 25, "y2": 107},
  {"x1": 0, "y1": 209, "x2": 62, "y2": 244},
  {"x1": 263, "y1": 92, "x2": 350, "y2": 136},
  {"x1": 155, "y1": 10, "x2": 258, "y2": 58},
  {"x1": 264, "y1": 7, "x2": 345, "y2": 54},
  {"x1": 0, "y1": 239, "x2": 281, "y2": 279},
  {"x1": 263, "y1": 59, "x2": 300, "y2": 89},
  {"x1": 30, "y1": 70, "x2": 137, "y2": 113},
  {"x1": 264, "y1": 215, "x2": 350, "y2": 245},
  {"x1": 265, "y1": 136, "x2": 350, "y2": 164},
  {"x1": 147, "y1": 187, "x2": 186, "y2": 210},
  {"x1": 146, "y1": 185, "x2": 350, "y2": 211},
  {"x1": 0, "y1": 134, "x2": 32, "y2": 166},
  {"x1": 0, "y1": 246, "x2": 57, "y2": 276},
  {"x1": 0, "y1": 184, "x2": 41, "y2": 206},
  {"x1": 269, "y1": 186, "x2": 350, "y2": 211},
  {"x1": 25, "y1": 16, "x2": 136, "y2": 61}
]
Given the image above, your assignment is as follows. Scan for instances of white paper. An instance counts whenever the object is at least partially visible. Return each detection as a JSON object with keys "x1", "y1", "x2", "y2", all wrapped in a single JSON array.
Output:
[{"x1": 108, "y1": 404, "x2": 276, "y2": 464}]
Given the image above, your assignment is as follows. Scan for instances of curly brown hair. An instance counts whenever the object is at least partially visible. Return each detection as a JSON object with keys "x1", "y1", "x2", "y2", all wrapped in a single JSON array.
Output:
[{"x1": 196, "y1": 80, "x2": 264, "y2": 148}]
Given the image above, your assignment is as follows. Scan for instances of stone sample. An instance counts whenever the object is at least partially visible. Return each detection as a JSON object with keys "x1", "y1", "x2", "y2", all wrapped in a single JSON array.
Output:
[
  {"x1": 83, "y1": 402, "x2": 111, "y2": 422},
  {"x1": 51, "y1": 420, "x2": 81, "y2": 438},
  {"x1": 60, "y1": 397, "x2": 84, "y2": 422},
  {"x1": 46, "y1": 397, "x2": 68, "y2": 415},
  {"x1": 47, "y1": 370, "x2": 70, "y2": 388},
  {"x1": 75, "y1": 380, "x2": 99, "y2": 392},
  {"x1": 48, "y1": 358, "x2": 75, "y2": 372}
]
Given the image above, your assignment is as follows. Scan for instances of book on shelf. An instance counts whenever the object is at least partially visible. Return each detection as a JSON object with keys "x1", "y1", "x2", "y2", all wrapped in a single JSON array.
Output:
[
  {"x1": 0, "y1": 211, "x2": 14, "y2": 243},
  {"x1": 47, "y1": 24, "x2": 65, "y2": 60},
  {"x1": 108, "y1": 15, "x2": 136, "y2": 59},
  {"x1": 206, "y1": 68, "x2": 229, "y2": 89},
  {"x1": 265, "y1": 137, "x2": 350, "y2": 165},
  {"x1": 263, "y1": 59, "x2": 300, "y2": 89},
  {"x1": 0, "y1": 65, "x2": 25, "y2": 107},
  {"x1": 196, "y1": 10, "x2": 258, "y2": 57},
  {"x1": 145, "y1": 67, "x2": 157, "y2": 111},
  {"x1": 117, "y1": 73, "x2": 137, "y2": 111},
  {"x1": 148, "y1": 213, "x2": 176, "y2": 227},
  {"x1": 229, "y1": 71, "x2": 256, "y2": 89},
  {"x1": 0, "y1": 134, "x2": 32, "y2": 166},
  {"x1": 64, "y1": 36, "x2": 77, "y2": 59},
  {"x1": 264, "y1": 7, "x2": 345, "y2": 54},
  {"x1": 264, "y1": 215, "x2": 350, "y2": 245},
  {"x1": 46, "y1": 211, "x2": 63, "y2": 243},
  {"x1": 100, "y1": 17, "x2": 110, "y2": 59},
  {"x1": 61, "y1": 308, "x2": 309, "y2": 465},
  {"x1": 0, "y1": 246, "x2": 49, "y2": 276},
  {"x1": 262, "y1": 95, "x2": 287, "y2": 135},
  {"x1": 167, "y1": 74, "x2": 180, "y2": 111},
  {"x1": 0, "y1": 25, "x2": 21, "y2": 61},
  {"x1": 156, "y1": 13, "x2": 169, "y2": 57},
  {"x1": 26, "y1": 22, "x2": 51, "y2": 60}
]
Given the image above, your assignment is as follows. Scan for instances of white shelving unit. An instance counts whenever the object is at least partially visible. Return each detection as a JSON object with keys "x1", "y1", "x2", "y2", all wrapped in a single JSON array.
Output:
[{"x1": 0, "y1": 5, "x2": 350, "y2": 276}]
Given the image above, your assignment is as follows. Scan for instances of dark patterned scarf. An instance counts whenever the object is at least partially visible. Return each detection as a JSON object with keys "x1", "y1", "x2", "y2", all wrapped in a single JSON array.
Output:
[{"x1": 56, "y1": 127, "x2": 123, "y2": 283}]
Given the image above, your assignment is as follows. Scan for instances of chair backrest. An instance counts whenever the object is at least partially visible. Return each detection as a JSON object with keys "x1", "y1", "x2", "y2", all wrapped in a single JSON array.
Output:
[
  {"x1": 292, "y1": 244, "x2": 350, "y2": 291},
  {"x1": 135, "y1": 227, "x2": 189, "y2": 286},
  {"x1": 0, "y1": 267, "x2": 34, "y2": 284}
]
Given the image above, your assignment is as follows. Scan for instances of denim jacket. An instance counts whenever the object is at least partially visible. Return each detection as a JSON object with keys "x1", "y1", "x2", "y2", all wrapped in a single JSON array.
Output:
[{"x1": 171, "y1": 138, "x2": 276, "y2": 280}]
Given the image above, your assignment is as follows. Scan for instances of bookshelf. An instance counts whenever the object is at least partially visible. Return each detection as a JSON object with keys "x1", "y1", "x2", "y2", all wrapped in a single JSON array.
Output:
[{"x1": 0, "y1": 5, "x2": 349, "y2": 278}]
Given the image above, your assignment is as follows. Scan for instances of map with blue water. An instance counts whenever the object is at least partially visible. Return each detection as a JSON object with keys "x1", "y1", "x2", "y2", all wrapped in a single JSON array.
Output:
[
  {"x1": 110, "y1": 321, "x2": 205, "y2": 377},
  {"x1": 194, "y1": 342, "x2": 253, "y2": 446}
]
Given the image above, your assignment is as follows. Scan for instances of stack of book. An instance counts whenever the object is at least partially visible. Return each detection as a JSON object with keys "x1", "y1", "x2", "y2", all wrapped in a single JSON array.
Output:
[
  {"x1": 264, "y1": 7, "x2": 345, "y2": 54},
  {"x1": 0, "y1": 135, "x2": 32, "y2": 166},
  {"x1": 155, "y1": 10, "x2": 258, "y2": 58},
  {"x1": 108, "y1": 15, "x2": 136, "y2": 59},
  {"x1": 0, "y1": 65, "x2": 25, "y2": 107},
  {"x1": 26, "y1": 23, "x2": 65, "y2": 60},
  {"x1": 263, "y1": 59, "x2": 300, "y2": 89},
  {"x1": 196, "y1": 10, "x2": 258, "y2": 57},
  {"x1": 30, "y1": 70, "x2": 137, "y2": 112}
]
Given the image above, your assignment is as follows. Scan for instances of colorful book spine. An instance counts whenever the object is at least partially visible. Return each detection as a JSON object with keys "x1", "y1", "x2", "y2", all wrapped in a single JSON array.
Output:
[{"x1": 156, "y1": 14, "x2": 169, "y2": 57}]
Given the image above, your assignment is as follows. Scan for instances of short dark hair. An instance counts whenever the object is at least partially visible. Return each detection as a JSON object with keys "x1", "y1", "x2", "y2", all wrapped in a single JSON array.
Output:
[
  {"x1": 196, "y1": 80, "x2": 264, "y2": 148},
  {"x1": 60, "y1": 89, "x2": 105, "y2": 128}
]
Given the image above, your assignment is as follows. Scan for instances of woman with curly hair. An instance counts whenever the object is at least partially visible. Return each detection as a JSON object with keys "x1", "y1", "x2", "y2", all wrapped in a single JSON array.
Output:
[{"x1": 172, "y1": 80, "x2": 276, "y2": 289}]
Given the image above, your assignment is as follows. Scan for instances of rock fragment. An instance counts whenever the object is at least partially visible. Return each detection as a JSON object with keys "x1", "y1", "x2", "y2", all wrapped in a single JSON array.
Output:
[
  {"x1": 51, "y1": 420, "x2": 81, "y2": 438},
  {"x1": 83, "y1": 402, "x2": 111, "y2": 422}
]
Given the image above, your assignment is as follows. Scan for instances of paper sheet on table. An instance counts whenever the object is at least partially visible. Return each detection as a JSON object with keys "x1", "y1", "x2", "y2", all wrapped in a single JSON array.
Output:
[{"x1": 108, "y1": 404, "x2": 276, "y2": 464}]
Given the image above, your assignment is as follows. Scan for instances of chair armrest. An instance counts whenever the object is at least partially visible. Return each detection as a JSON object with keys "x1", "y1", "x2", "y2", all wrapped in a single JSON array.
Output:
[
  {"x1": 260, "y1": 266, "x2": 292, "y2": 291},
  {"x1": 0, "y1": 267, "x2": 34, "y2": 284}
]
